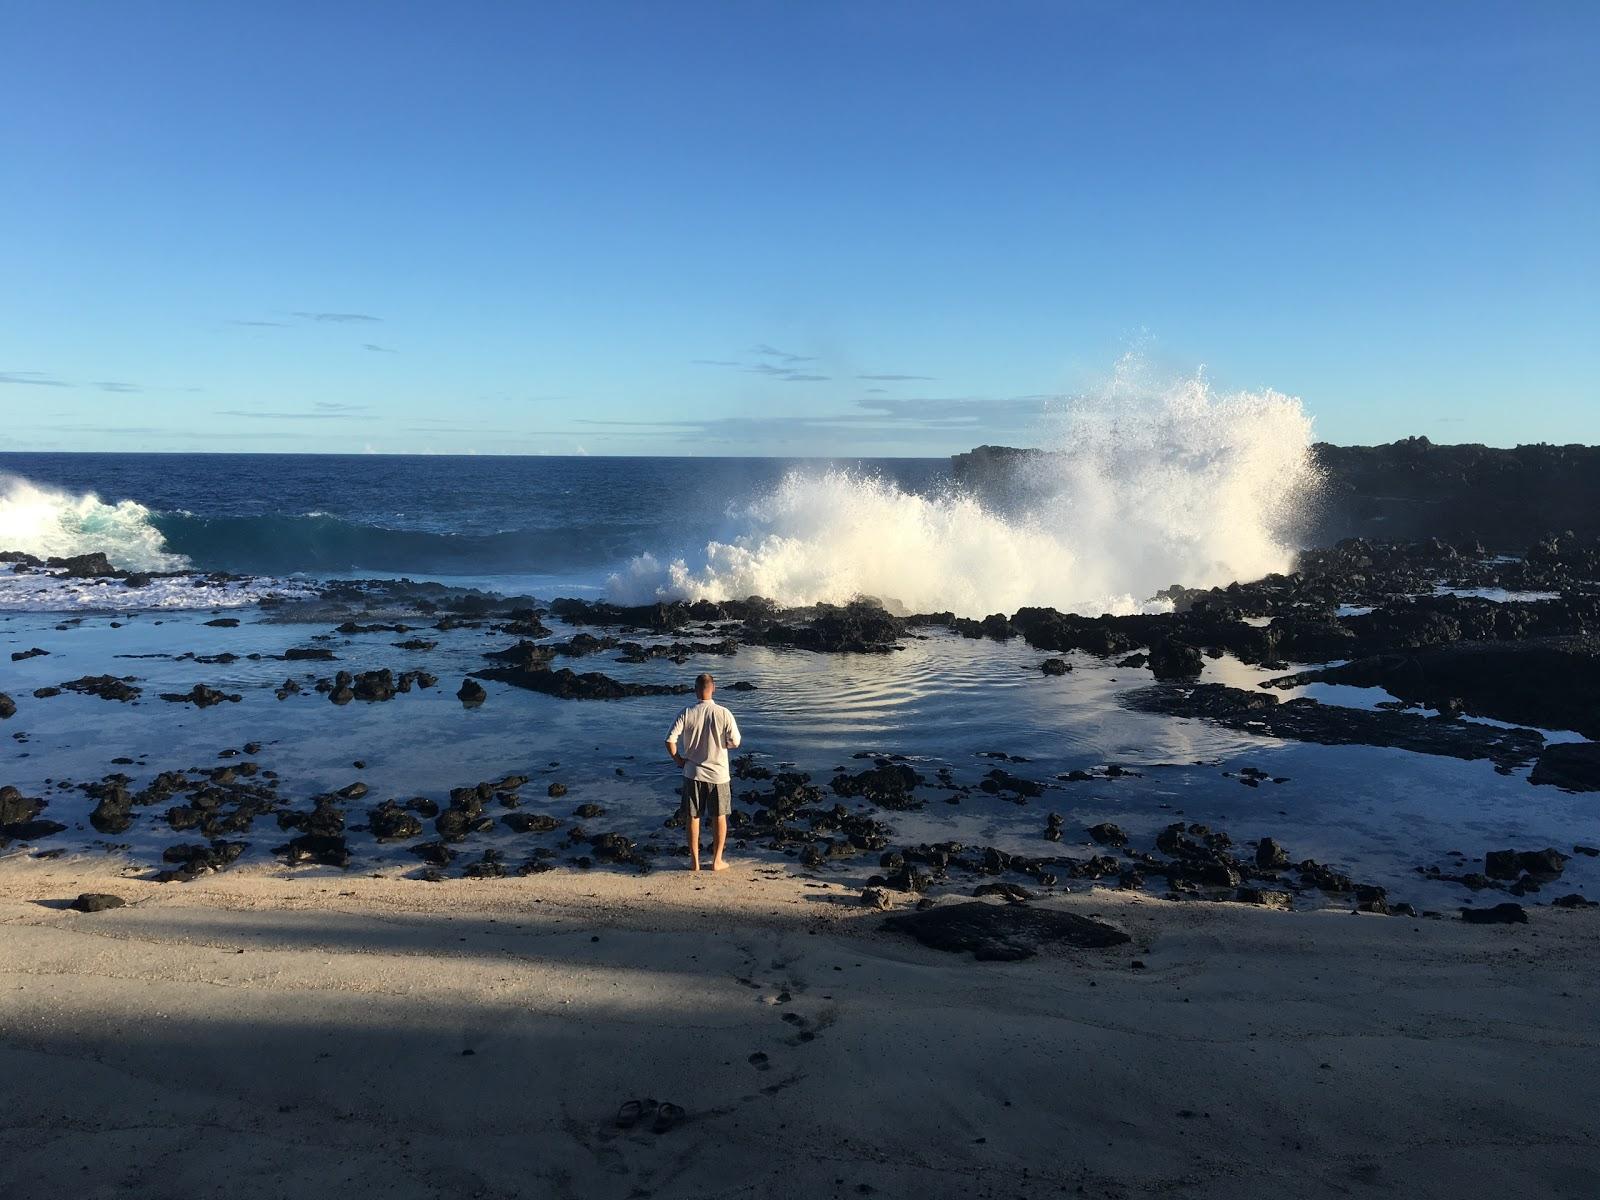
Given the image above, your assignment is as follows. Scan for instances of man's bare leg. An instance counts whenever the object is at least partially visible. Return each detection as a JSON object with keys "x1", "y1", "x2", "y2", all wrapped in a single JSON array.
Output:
[
  {"x1": 687, "y1": 815, "x2": 701, "y2": 871},
  {"x1": 710, "y1": 814, "x2": 729, "y2": 871}
]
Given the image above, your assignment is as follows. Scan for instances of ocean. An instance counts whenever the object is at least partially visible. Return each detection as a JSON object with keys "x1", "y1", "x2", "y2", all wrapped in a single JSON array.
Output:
[
  {"x1": 0, "y1": 377, "x2": 1323, "y2": 615},
  {"x1": 0, "y1": 452, "x2": 947, "y2": 598}
]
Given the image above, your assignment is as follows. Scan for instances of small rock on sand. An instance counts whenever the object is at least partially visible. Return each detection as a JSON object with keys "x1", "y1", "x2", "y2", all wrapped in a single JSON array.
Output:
[
  {"x1": 72, "y1": 893, "x2": 127, "y2": 913},
  {"x1": 883, "y1": 901, "x2": 1129, "y2": 961}
]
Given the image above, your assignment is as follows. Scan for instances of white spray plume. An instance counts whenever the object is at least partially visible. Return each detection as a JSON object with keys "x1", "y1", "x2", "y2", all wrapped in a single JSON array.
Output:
[{"x1": 608, "y1": 358, "x2": 1318, "y2": 616}]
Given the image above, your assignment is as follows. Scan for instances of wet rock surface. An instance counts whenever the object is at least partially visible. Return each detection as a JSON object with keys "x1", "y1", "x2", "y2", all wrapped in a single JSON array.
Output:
[
  {"x1": 159, "y1": 684, "x2": 242, "y2": 707},
  {"x1": 1530, "y1": 742, "x2": 1600, "y2": 792},
  {"x1": 478, "y1": 663, "x2": 696, "y2": 699},
  {"x1": 1124, "y1": 683, "x2": 1545, "y2": 769},
  {"x1": 55, "y1": 675, "x2": 143, "y2": 702},
  {"x1": 1266, "y1": 638, "x2": 1600, "y2": 739}
]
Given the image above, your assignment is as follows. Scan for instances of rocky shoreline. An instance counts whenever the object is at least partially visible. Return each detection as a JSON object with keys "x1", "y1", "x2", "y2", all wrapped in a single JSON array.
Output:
[{"x1": 4, "y1": 531, "x2": 1599, "y2": 924}]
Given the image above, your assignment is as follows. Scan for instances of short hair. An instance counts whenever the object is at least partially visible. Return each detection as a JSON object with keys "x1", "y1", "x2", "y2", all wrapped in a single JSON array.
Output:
[{"x1": 695, "y1": 673, "x2": 715, "y2": 692}]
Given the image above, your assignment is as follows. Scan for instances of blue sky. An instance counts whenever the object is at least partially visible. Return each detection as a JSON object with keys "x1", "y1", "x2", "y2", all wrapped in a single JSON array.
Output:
[{"x1": 1, "y1": 1, "x2": 1595, "y2": 455}]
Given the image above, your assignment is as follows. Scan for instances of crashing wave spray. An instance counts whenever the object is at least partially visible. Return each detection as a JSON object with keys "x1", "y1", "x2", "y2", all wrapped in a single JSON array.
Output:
[
  {"x1": 0, "y1": 475, "x2": 190, "y2": 572},
  {"x1": 607, "y1": 359, "x2": 1319, "y2": 615}
]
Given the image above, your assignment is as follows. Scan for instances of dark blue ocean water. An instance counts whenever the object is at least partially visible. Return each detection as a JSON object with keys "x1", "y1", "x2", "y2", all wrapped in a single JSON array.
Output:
[{"x1": 0, "y1": 452, "x2": 947, "y2": 582}]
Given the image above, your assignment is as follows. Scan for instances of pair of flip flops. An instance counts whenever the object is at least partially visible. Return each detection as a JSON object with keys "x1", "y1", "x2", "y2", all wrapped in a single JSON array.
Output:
[{"x1": 615, "y1": 1098, "x2": 684, "y2": 1134}]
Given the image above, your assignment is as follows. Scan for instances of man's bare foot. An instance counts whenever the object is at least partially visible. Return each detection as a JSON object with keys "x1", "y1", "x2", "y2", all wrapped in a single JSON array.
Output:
[
  {"x1": 711, "y1": 859, "x2": 729, "y2": 871},
  {"x1": 689, "y1": 861, "x2": 701, "y2": 872}
]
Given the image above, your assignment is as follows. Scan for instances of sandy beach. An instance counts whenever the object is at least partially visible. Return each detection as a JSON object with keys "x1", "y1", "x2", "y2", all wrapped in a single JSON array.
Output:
[{"x1": 3, "y1": 858, "x2": 1596, "y2": 1200}]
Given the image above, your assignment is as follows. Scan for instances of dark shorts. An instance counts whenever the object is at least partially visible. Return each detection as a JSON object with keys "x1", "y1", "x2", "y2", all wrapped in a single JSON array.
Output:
[{"x1": 680, "y1": 779, "x2": 731, "y2": 819}]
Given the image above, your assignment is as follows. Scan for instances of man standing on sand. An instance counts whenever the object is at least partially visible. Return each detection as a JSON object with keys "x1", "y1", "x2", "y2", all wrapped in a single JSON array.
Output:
[{"x1": 665, "y1": 672, "x2": 742, "y2": 872}]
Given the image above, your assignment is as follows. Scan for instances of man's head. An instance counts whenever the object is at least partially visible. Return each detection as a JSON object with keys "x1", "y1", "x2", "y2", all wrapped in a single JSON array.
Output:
[{"x1": 695, "y1": 672, "x2": 715, "y2": 700}]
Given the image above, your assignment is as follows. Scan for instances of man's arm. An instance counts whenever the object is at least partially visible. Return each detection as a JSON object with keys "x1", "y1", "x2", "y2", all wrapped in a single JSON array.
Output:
[
  {"x1": 666, "y1": 709, "x2": 687, "y2": 768},
  {"x1": 724, "y1": 710, "x2": 742, "y2": 750}
]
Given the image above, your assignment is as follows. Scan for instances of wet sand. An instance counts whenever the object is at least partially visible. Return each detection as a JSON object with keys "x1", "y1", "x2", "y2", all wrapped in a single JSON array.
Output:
[{"x1": 3, "y1": 858, "x2": 1597, "y2": 1199}]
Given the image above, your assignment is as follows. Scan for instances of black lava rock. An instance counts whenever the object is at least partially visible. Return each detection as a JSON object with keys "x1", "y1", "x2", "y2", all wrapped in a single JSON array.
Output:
[
  {"x1": 1088, "y1": 822, "x2": 1128, "y2": 847},
  {"x1": 1148, "y1": 639, "x2": 1205, "y2": 680},
  {"x1": 1461, "y1": 903, "x2": 1528, "y2": 925},
  {"x1": 71, "y1": 893, "x2": 127, "y2": 912},
  {"x1": 159, "y1": 684, "x2": 242, "y2": 707},
  {"x1": 883, "y1": 902, "x2": 1130, "y2": 961},
  {"x1": 1530, "y1": 742, "x2": 1600, "y2": 791},
  {"x1": 1256, "y1": 837, "x2": 1291, "y2": 869}
]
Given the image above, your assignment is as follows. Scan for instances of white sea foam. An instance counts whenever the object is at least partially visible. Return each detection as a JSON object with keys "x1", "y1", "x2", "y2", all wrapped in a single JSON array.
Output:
[
  {"x1": 0, "y1": 474, "x2": 189, "y2": 572},
  {"x1": 0, "y1": 474, "x2": 315, "y2": 612},
  {"x1": 607, "y1": 360, "x2": 1319, "y2": 615},
  {"x1": 0, "y1": 570, "x2": 315, "y2": 613}
]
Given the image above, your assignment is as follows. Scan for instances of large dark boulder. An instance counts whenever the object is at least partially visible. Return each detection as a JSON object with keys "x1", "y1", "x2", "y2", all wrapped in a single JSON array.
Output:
[
  {"x1": 1461, "y1": 903, "x2": 1528, "y2": 925},
  {"x1": 0, "y1": 786, "x2": 44, "y2": 825},
  {"x1": 1148, "y1": 639, "x2": 1204, "y2": 680},
  {"x1": 48, "y1": 552, "x2": 117, "y2": 578},
  {"x1": 89, "y1": 783, "x2": 135, "y2": 834}
]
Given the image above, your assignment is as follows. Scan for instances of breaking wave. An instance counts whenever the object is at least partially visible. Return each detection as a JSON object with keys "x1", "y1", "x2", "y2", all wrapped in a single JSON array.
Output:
[
  {"x1": 0, "y1": 474, "x2": 189, "y2": 572},
  {"x1": 607, "y1": 363, "x2": 1319, "y2": 615}
]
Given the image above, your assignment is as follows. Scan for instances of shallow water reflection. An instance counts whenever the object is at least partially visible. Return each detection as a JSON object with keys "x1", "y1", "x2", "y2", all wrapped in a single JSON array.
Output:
[{"x1": 3, "y1": 606, "x2": 1597, "y2": 908}]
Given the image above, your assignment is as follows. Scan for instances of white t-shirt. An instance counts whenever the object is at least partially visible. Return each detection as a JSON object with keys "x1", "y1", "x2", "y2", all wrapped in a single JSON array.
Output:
[{"x1": 667, "y1": 700, "x2": 742, "y2": 784}]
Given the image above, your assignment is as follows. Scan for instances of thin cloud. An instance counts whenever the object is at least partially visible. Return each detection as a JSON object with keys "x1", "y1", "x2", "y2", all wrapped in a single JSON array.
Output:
[
  {"x1": 575, "y1": 412, "x2": 963, "y2": 448},
  {"x1": 572, "y1": 393, "x2": 1053, "y2": 446},
  {"x1": 858, "y1": 373, "x2": 935, "y2": 381},
  {"x1": 313, "y1": 401, "x2": 369, "y2": 413},
  {"x1": 363, "y1": 343, "x2": 398, "y2": 353},
  {"x1": 857, "y1": 395, "x2": 1053, "y2": 426},
  {"x1": 292, "y1": 311, "x2": 381, "y2": 323},
  {"x1": 696, "y1": 352, "x2": 829, "y2": 381},
  {"x1": 746, "y1": 362, "x2": 830, "y2": 382},
  {"x1": 227, "y1": 319, "x2": 288, "y2": 328},
  {"x1": 215, "y1": 408, "x2": 377, "y2": 421},
  {"x1": 0, "y1": 370, "x2": 71, "y2": 387},
  {"x1": 752, "y1": 343, "x2": 816, "y2": 363},
  {"x1": 92, "y1": 381, "x2": 143, "y2": 394}
]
